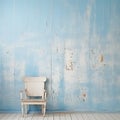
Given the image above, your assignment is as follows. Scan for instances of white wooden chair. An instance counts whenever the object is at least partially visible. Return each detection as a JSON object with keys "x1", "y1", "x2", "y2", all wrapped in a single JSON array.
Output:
[{"x1": 20, "y1": 77, "x2": 47, "y2": 116}]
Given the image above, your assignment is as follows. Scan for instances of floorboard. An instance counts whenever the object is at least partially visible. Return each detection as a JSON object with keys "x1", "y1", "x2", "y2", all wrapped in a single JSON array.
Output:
[{"x1": 0, "y1": 112, "x2": 120, "y2": 120}]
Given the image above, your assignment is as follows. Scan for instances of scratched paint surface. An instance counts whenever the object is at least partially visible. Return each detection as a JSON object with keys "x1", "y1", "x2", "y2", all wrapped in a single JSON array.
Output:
[{"x1": 0, "y1": 0, "x2": 120, "y2": 112}]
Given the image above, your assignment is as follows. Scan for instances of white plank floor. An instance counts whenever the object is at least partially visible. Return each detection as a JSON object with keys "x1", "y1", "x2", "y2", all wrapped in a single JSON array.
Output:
[{"x1": 0, "y1": 112, "x2": 120, "y2": 120}]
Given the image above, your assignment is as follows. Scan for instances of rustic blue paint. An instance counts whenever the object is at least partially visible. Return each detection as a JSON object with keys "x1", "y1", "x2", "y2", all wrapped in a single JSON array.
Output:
[{"x1": 0, "y1": 0, "x2": 120, "y2": 112}]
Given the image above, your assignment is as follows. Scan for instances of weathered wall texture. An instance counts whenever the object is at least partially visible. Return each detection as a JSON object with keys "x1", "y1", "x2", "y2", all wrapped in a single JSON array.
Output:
[{"x1": 0, "y1": 0, "x2": 120, "y2": 112}]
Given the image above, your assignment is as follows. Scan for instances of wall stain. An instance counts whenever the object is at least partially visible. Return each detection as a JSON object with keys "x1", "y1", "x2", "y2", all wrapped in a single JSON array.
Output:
[
  {"x1": 66, "y1": 61, "x2": 73, "y2": 71},
  {"x1": 99, "y1": 54, "x2": 104, "y2": 63}
]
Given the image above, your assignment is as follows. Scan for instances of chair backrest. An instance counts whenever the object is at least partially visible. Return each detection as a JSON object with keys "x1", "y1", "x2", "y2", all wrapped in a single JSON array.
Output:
[{"x1": 23, "y1": 77, "x2": 46, "y2": 97}]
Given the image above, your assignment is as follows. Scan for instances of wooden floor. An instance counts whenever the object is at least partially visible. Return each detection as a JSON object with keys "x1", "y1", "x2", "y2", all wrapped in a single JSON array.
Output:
[{"x1": 0, "y1": 112, "x2": 120, "y2": 120}]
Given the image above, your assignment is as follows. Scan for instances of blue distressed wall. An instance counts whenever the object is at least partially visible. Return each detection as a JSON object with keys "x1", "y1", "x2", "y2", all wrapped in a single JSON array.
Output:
[{"x1": 0, "y1": 0, "x2": 120, "y2": 112}]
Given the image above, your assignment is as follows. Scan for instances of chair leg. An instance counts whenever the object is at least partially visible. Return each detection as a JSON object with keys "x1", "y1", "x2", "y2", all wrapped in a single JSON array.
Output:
[
  {"x1": 41, "y1": 105, "x2": 44, "y2": 114},
  {"x1": 21, "y1": 104, "x2": 24, "y2": 117},
  {"x1": 27, "y1": 105, "x2": 29, "y2": 113},
  {"x1": 43, "y1": 104, "x2": 46, "y2": 116},
  {"x1": 25, "y1": 105, "x2": 27, "y2": 114}
]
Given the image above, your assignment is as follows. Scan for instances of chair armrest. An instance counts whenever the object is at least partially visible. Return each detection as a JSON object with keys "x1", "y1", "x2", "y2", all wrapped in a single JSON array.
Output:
[
  {"x1": 20, "y1": 89, "x2": 27, "y2": 100},
  {"x1": 44, "y1": 90, "x2": 47, "y2": 100}
]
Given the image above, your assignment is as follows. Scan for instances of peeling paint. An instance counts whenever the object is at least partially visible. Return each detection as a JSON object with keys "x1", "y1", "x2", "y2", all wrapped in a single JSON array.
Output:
[{"x1": 99, "y1": 54, "x2": 104, "y2": 63}]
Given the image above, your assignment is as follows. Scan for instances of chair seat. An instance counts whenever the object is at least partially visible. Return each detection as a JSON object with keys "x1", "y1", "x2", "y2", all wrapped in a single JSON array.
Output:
[{"x1": 21, "y1": 99, "x2": 46, "y2": 105}]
